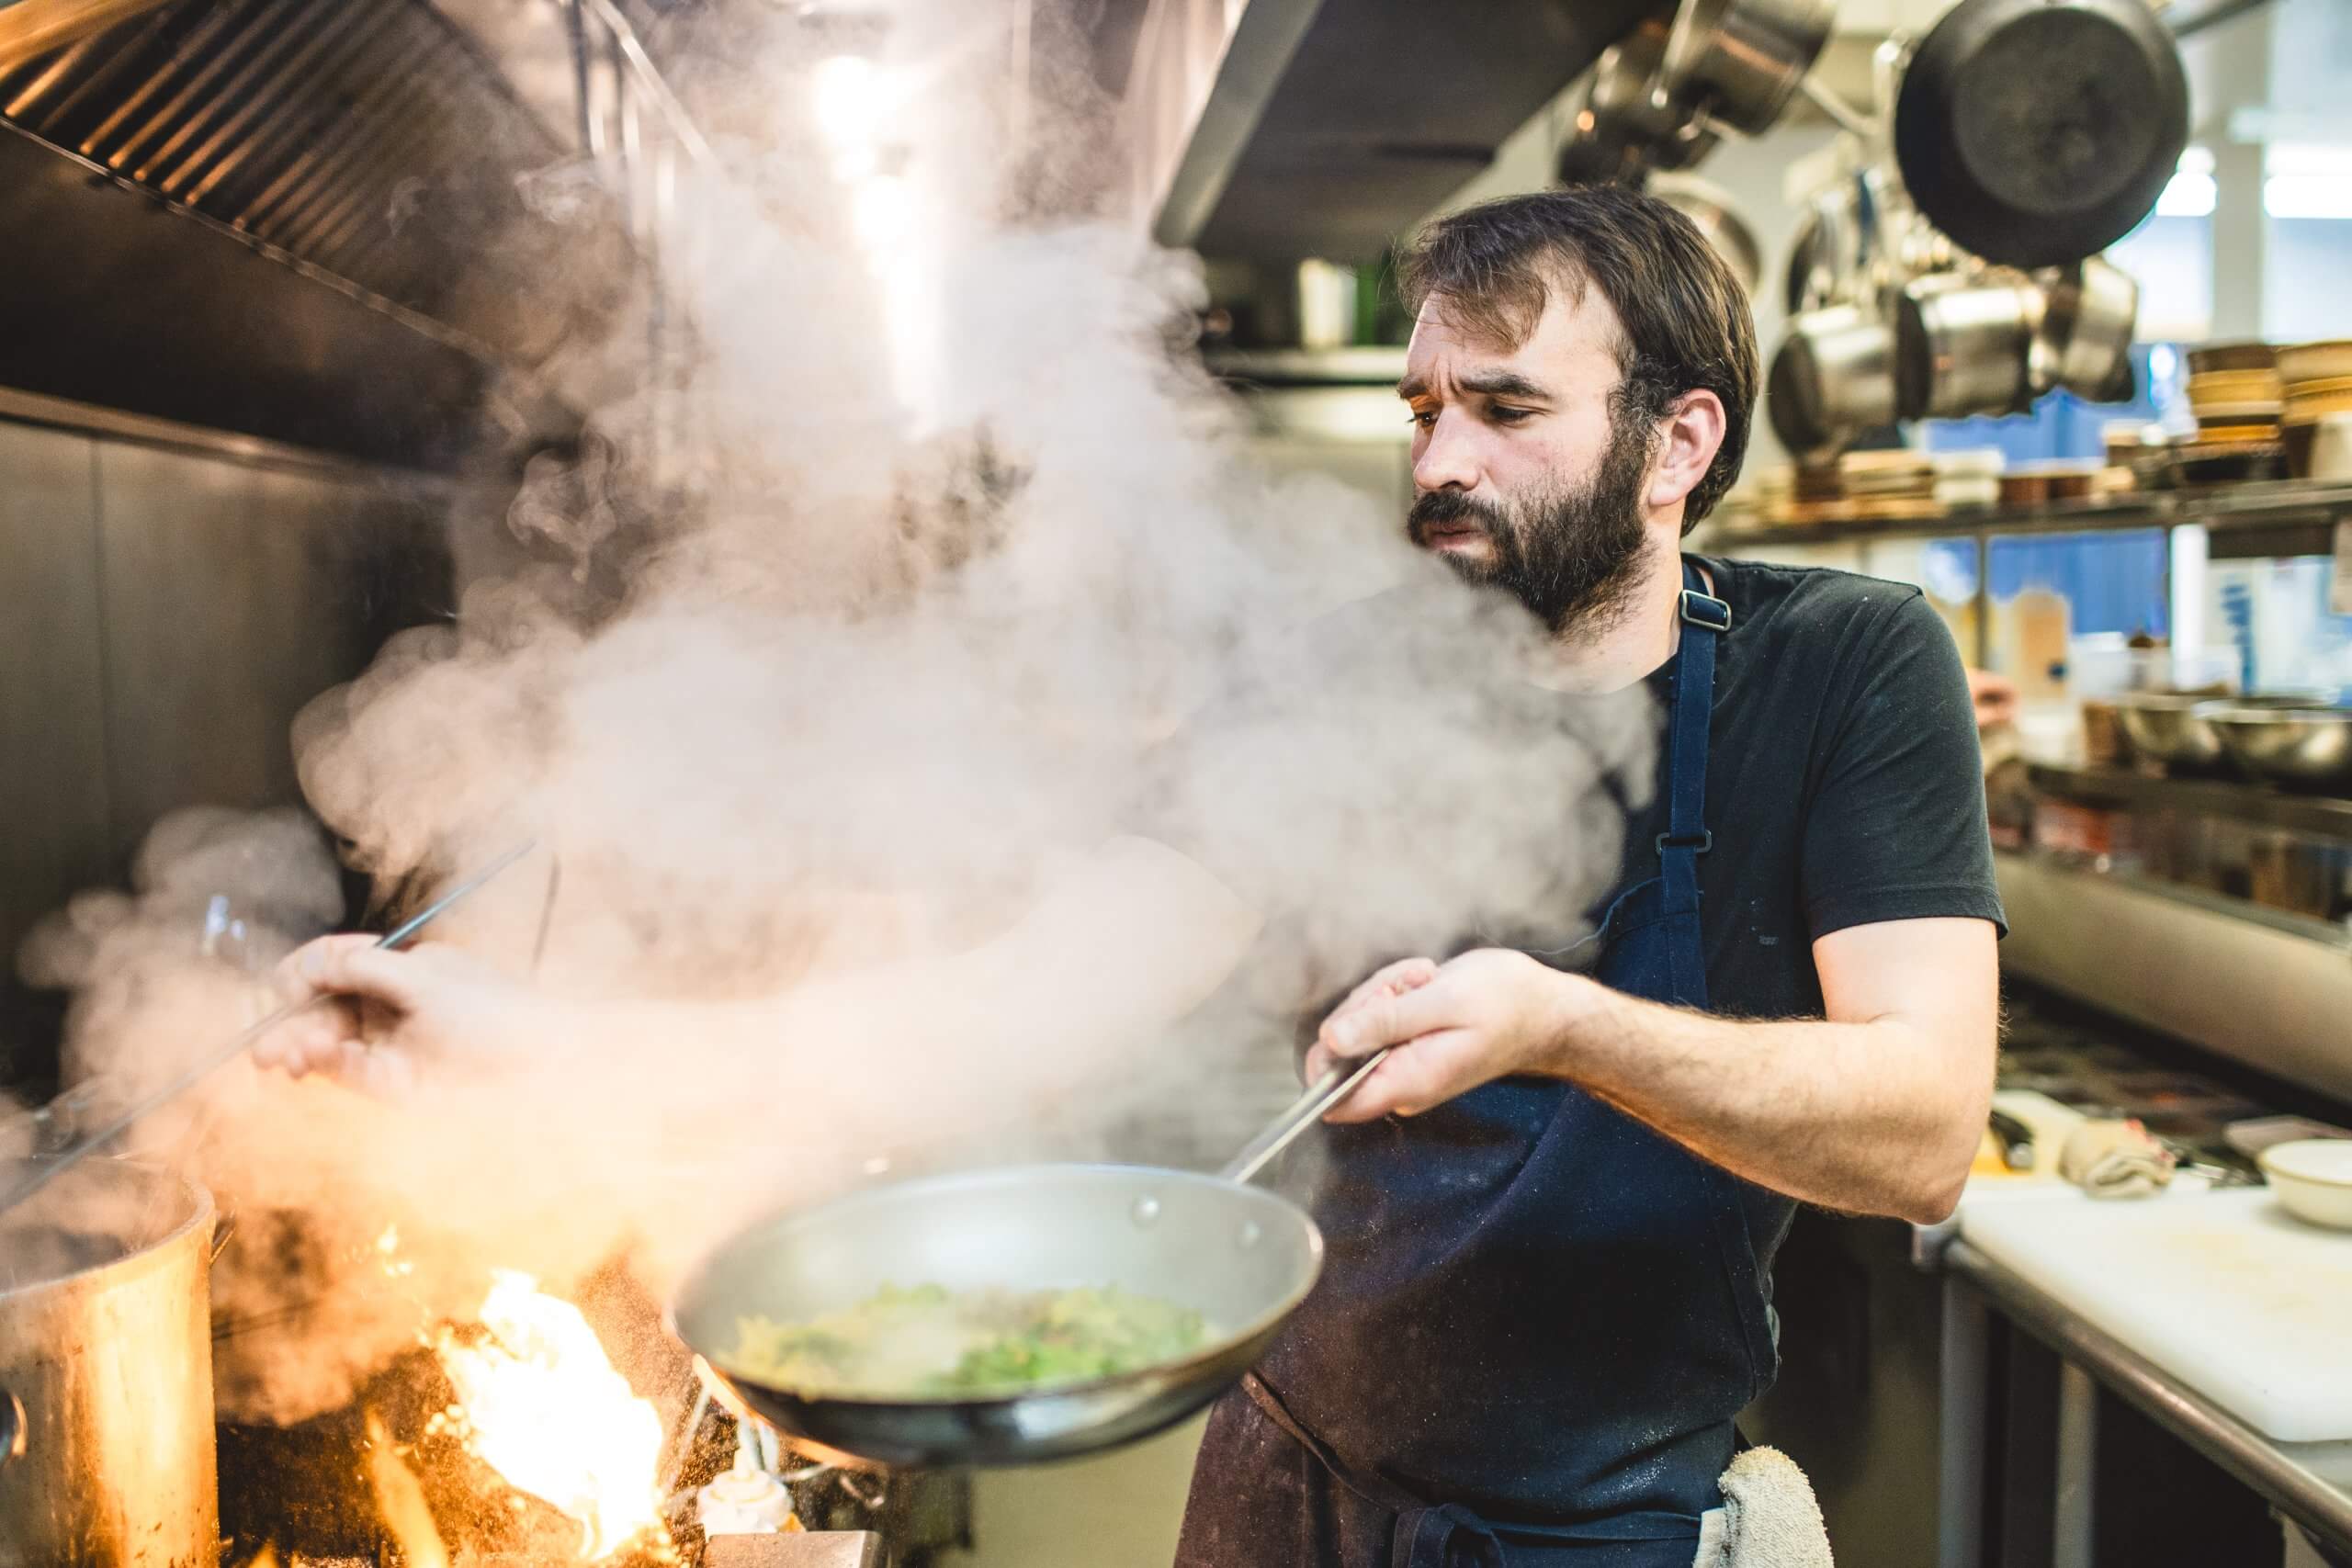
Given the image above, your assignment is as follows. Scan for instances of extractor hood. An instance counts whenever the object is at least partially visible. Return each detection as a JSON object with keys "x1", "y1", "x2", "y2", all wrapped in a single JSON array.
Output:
[
  {"x1": 0, "y1": 0, "x2": 623, "y2": 468},
  {"x1": 1125, "y1": 0, "x2": 1659, "y2": 264}
]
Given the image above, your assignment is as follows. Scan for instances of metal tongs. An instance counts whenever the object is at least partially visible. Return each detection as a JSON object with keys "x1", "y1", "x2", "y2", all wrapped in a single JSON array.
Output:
[{"x1": 0, "y1": 840, "x2": 537, "y2": 1219}]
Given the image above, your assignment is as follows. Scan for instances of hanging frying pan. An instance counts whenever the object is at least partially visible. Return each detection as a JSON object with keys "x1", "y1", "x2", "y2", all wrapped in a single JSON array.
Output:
[{"x1": 1893, "y1": 0, "x2": 2188, "y2": 269}]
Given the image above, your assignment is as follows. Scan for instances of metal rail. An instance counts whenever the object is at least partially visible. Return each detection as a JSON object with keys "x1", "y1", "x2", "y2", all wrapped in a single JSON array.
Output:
[
  {"x1": 1945, "y1": 1239, "x2": 2352, "y2": 1558},
  {"x1": 1702, "y1": 479, "x2": 2352, "y2": 550}
]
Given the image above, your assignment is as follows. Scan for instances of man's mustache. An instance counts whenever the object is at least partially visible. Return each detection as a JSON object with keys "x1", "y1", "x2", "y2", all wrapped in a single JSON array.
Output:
[{"x1": 1408, "y1": 491, "x2": 1505, "y2": 536}]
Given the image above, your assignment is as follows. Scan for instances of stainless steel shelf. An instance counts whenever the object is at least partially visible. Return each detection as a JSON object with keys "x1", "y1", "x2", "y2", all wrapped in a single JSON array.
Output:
[
  {"x1": 2029, "y1": 760, "x2": 2352, "y2": 842},
  {"x1": 1946, "y1": 1238, "x2": 2352, "y2": 1558},
  {"x1": 1704, "y1": 479, "x2": 2352, "y2": 549}
]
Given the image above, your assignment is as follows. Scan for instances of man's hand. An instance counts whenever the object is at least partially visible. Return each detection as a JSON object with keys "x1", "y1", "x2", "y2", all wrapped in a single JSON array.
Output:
[
  {"x1": 1304, "y1": 949, "x2": 1585, "y2": 1121},
  {"x1": 254, "y1": 936, "x2": 560, "y2": 1093}
]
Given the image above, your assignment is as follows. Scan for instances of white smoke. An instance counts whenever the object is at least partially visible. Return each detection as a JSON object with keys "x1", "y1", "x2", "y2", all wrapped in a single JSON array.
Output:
[{"x1": 18, "y1": 0, "x2": 1654, "y2": 1421}]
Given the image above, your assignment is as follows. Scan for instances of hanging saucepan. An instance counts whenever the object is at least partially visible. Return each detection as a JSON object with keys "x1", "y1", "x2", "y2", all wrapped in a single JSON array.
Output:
[
  {"x1": 1893, "y1": 0, "x2": 2188, "y2": 268},
  {"x1": 1768, "y1": 303, "x2": 1900, "y2": 459},
  {"x1": 1557, "y1": 24, "x2": 1717, "y2": 185},
  {"x1": 1659, "y1": 0, "x2": 1837, "y2": 138},
  {"x1": 1895, "y1": 270, "x2": 2041, "y2": 422},
  {"x1": 2030, "y1": 254, "x2": 2140, "y2": 404}
]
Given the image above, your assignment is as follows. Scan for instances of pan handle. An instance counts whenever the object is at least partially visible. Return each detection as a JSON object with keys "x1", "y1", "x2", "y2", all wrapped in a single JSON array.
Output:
[{"x1": 1219, "y1": 1048, "x2": 1390, "y2": 1186}]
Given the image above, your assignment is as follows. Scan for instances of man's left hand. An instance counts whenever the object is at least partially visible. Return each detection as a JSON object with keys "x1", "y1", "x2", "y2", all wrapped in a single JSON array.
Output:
[{"x1": 1304, "y1": 949, "x2": 1587, "y2": 1121}]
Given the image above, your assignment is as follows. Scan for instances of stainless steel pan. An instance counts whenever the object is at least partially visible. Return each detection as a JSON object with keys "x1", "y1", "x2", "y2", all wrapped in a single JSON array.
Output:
[{"x1": 671, "y1": 1052, "x2": 1388, "y2": 1469}]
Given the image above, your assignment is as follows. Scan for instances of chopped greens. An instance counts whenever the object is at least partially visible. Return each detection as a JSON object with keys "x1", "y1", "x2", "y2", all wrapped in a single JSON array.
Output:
[{"x1": 732, "y1": 1283, "x2": 1208, "y2": 1398}]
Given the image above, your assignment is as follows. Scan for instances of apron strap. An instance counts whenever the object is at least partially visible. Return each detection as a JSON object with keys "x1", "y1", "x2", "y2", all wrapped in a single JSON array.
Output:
[
  {"x1": 1659, "y1": 559, "x2": 1728, "y2": 926},
  {"x1": 1243, "y1": 1374, "x2": 1506, "y2": 1567}
]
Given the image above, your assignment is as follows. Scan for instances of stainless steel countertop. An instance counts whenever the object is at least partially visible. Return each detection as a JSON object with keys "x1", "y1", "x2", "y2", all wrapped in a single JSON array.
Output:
[{"x1": 1945, "y1": 1237, "x2": 2352, "y2": 1556}]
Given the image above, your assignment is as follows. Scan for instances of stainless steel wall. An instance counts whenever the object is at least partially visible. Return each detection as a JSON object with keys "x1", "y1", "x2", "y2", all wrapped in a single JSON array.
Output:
[{"x1": 0, "y1": 417, "x2": 454, "y2": 1088}]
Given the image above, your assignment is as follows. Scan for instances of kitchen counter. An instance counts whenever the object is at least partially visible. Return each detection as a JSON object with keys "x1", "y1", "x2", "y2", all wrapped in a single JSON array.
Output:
[{"x1": 1945, "y1": 1236, "x2": 2352, "y2": 1558}]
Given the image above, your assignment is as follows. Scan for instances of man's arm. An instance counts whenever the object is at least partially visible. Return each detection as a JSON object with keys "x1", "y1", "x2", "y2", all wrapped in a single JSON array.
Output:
[
  {"x1": 261, "y1": 836, "x2": 1265, "y2": 1134},
  {"x1": 1308, "y1": 914, "x2": 1998, "y2": 1225}
]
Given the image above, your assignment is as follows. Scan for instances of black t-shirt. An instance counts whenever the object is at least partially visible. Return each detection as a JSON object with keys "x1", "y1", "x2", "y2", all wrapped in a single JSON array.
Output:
[
  {"x1": 1618, "y1": 553, "x2": 2007, "y2": 1017},
  {"x1": 1153, "y1": 554, "x2": 2004, "y2": 1026}
]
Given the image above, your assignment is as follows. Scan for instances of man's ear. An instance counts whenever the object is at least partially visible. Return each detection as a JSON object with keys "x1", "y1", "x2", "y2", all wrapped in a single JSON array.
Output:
[{"x1": 1646, "y1": 390, "x2": 1727, "y2": 515}]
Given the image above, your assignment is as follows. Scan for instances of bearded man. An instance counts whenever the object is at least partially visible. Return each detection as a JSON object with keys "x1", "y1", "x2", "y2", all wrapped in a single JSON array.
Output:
[{"x1": 266, "y1": 186, "x2": 2002, "y2": 1567}]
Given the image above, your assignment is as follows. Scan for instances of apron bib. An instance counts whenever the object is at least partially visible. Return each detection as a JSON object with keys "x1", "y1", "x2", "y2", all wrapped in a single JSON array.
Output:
[{"x1": 1177, "y1": 562, "x2": 1790, "y2": 1568}]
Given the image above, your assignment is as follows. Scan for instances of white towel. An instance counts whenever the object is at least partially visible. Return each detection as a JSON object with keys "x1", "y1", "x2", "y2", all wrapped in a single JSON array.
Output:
[{"x1": 1690, "y1": 1445, "x2": 1834, "y2": 1568}]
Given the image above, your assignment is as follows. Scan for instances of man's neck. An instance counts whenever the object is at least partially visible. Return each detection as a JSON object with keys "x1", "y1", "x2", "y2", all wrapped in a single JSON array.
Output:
[{"x1": 1526, "y1": 535, "x2": 1692, "y2": 694}]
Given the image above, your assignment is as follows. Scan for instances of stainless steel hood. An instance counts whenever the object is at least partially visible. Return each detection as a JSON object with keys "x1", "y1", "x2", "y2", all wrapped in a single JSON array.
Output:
[
  {"x1": 0, "y1": 0, "x2": 621, "y2": 468},
  {"x1": 1127, "y1": 0, "x2": 1659, "y2": 264}
]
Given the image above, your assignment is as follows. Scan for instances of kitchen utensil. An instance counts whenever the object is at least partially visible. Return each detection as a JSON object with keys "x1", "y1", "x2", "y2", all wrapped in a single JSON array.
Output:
[
  {"x1": 1658, "y1": 0, "x2": 1835, "y2": 137},
  {"x1": 2256, "y1": 1139, "x2": 2352, "y2": 1230},
  {"x1": 2201, "y1": 705, "x2": 2352, "y2": 792},
  {"x1": 0, "y1": 839, "x2": 537, "y2": 1221},
  {"x1": 2278, "y1": 339, "x2": 2352, "y2": 386},
  {"x1": 1988, "y1": 1107, "x2": 2037, "y2": 1171},
  {"x1": 1561, "y1": 25, "x2": 1718, "y2": 181},
  {"x1": 1, "y1": 1157, "x2": 219, "y2": 1567},
  {"x1": 2186, "y1": 342, "x2": 2277, "y2": 375},
  {"x1": 2114, "y1": 691, "x2": 2234, "y2": 770},
  {"x1": 1895, "y1": 271, "x2": 2038, "y2": 421},
  {"x1": 1893, "y1": 0, "x2": 2188, "y2": 267},
  {"x1": 1649, "y1": 175, "x2": 1762, "y2": 298},
  {"x1": 673, "y1": 1051, "x2": 1393, "y2": 1469},
  {"x1": 1768, "y1": 304, "x2": 1899, "y2": 457},
  {"x1": 2032, "y1": 255, "x2": 2139, "y2": 402}
]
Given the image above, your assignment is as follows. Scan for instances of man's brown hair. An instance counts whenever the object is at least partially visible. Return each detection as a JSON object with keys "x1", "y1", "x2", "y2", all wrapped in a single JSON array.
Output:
[{"x1": 1396, "y1": 185, "x2": 1758, "y2": 529}]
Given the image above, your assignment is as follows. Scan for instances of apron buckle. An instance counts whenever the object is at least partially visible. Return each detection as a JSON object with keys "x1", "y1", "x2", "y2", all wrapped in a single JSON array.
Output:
[
  {"x1": 1657, "y1": 829, "x2": 1714, "y2": 855},
  {"x1": 1679, "y1": 590, "x2": 1732, "y2": 630}
]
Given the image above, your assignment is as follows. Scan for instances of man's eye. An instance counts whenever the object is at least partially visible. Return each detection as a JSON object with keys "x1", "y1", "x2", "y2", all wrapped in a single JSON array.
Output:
[
  {"x1": 1408, "y1": 409, "x2": 1438, "y2": 430},
  {"x1": 1488, "y1": 405, "x2": 1533, "y2": 425}
]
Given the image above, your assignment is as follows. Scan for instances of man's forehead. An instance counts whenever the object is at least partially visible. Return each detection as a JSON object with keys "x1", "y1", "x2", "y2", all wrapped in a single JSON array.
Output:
[{"x1": 1402, "y1": 289, "x2": 1622, "y2": 393}]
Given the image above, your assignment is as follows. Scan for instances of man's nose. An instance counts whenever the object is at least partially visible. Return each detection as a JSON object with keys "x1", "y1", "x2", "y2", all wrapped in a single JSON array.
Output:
[{"x1": 1412, "y1": 412, "x2": 1480, "y2": 494}]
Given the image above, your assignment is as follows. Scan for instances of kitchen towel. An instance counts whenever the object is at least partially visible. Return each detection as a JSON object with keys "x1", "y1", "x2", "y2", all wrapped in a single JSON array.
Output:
[{"x1": 1690, "y1": 1445, "x2": 1834, "y2": 1568}]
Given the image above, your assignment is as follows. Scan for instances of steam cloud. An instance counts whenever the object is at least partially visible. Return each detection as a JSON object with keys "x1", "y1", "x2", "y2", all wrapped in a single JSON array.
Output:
[{"x1": 16, "y1": 0, "x2": 1652, "y2": 1423}]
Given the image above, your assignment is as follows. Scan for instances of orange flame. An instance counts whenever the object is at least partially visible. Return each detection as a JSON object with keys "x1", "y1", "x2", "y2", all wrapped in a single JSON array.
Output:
[{"x1": 436, "y1": 1269, "x2": 666, "y2": 1560}]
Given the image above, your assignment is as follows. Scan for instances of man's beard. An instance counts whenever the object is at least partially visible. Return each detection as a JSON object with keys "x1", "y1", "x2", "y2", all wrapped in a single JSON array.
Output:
[{"x1": 1406, "y1": 418, "x2": 1654, "y2": 638}]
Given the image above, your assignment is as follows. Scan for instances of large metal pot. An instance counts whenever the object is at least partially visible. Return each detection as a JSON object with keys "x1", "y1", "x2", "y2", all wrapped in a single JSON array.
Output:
[
  {"x1": 0, "y1": 1157, "x2": 219, "y2": 1568},
  {"x1": 2032, "y1": 254, "x2": 2140, "y2": 403}
]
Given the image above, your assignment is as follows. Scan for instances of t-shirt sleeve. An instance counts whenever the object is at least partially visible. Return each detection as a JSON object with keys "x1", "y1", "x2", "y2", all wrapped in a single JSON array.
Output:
[{"x1": 1801, "y1": 590, "x2": 2007, "y2": 940}]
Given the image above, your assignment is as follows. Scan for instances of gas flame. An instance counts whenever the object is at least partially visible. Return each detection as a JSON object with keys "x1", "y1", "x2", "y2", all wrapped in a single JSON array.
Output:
[{"x1": 436, "y1": 1269, "x2": 666, "y2": 1560}]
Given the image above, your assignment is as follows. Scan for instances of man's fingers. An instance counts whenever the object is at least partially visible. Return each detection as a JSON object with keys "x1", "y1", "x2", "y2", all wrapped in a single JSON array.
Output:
[
  {"x1": 1320, "y1": 979, "x2": 1454, "y2": 1061},
  {"x1": 287, "y1": 938, "x2": 427, "y2": 1015},
  {"x1": 1321, "y1": 1040, "x2": 1459, "y2": 1123},
  {"x1": 1329, "y1": 958, "x2": 1439, "y2": 1024}
]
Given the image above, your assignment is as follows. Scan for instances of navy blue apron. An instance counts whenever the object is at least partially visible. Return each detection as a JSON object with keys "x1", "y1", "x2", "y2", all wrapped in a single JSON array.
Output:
[{"x1": 1176, "y1": 562, "x2": 1786, "y2": 1568}]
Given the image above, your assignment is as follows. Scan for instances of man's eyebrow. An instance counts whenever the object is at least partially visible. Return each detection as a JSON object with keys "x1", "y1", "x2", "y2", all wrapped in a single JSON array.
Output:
[
  {"x1": 1455, "y1": 369, "x2": 1553, "y2": 400},
  {"x1": 1396, "y1": 374, "x2": 1429, "y2": 400}
]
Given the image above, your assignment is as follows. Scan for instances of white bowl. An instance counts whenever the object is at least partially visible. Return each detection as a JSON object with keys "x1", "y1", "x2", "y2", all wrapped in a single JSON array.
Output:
[{"x1": 2258, "y1": 1139, "x2": 2352, "y2": 1230}]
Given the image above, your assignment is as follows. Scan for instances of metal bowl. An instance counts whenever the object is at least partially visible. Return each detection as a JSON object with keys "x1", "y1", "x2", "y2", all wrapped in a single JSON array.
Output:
[
  {"x1": 671, "y1": 1164, "x2": 1322, "y2": 1469},
  {"x1": 2201, "y1": 704, "x2": 2352, "y2": 792},
  {"x1": 2115, "y1": 691, "x2": 2311, "y2": 772}
]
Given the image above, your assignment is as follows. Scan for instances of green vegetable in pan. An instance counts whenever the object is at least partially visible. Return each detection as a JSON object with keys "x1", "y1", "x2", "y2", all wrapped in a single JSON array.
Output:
[{"x1": 731, "y1": 1282, "x2": 1208, "y2": 1398}]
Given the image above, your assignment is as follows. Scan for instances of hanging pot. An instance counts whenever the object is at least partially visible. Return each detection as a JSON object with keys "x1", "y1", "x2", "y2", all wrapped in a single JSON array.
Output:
[
  {"x1": 1893, "y1": 0, "x2": 2188, "y2": 267},
  {"x1": 1769, "y1": 304, "x2": 1900, "y2": 458},
  {"x1": 0, "y1": 1158, "x2": 220, "y2": 1568},
  {"x1": 1895, "y1": 271, "x2": 2041, "y2": 421},
  {"x1": 1558, "y1": 25, "x2": 1718, "y2": 184},
  {"x1": 2032, "y1": 254, "x2": 2141, "y2": 403},
  {"x1": 1659, "y1": 0, "x2": 1837, "y2": 137}
]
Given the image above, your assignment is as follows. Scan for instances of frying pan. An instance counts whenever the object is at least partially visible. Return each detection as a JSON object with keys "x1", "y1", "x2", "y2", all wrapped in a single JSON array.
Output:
[
  {"x1": 671, "y1": 1052, "x2": 1388, "y2": 1469},
  {"x1": 1893, "y1": 0, "x2": 2187, "y2": 268}
]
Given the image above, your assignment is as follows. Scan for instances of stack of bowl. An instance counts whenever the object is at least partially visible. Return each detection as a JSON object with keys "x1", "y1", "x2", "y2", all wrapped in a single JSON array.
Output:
[
  {"x1": 2278, "y1": 340, "x2": 2352, "y2": 479},
  {"x1": 2180, "y1": 344, "x2": 2283, "y2": 487}
]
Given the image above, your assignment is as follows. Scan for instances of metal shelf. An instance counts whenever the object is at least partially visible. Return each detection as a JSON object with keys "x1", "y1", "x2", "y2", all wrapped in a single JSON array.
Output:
[
  {"x1": 1703, "y1": 478, "x2": 2352, "y2": 550},
  {"x1": 2029, "y1": 761, "x2": 2352, "y2": 842}
]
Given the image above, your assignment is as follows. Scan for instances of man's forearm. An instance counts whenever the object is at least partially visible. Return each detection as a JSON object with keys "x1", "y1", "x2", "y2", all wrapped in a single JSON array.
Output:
[{"x1": 1539, "y1": 977, "x2": 1989, "y2": 1224}]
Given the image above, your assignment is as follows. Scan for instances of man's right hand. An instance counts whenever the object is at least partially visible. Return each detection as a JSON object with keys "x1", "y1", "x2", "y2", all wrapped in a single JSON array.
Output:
[{"x1": 255, "y1": 936, "x2": 558, "y2": 1093}]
